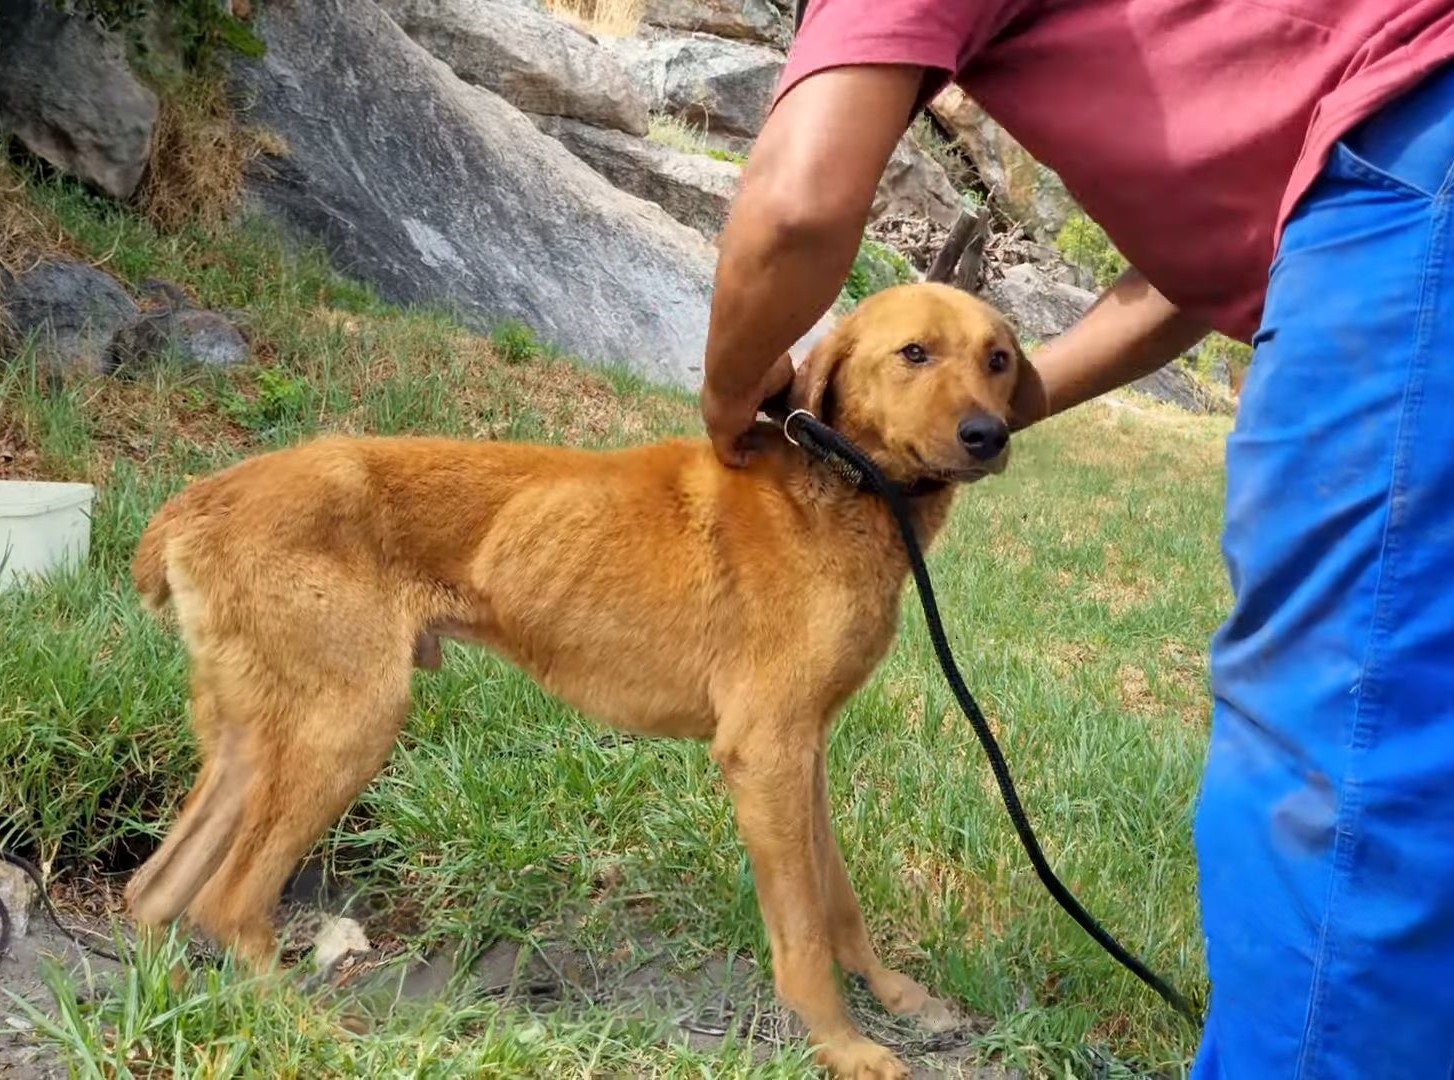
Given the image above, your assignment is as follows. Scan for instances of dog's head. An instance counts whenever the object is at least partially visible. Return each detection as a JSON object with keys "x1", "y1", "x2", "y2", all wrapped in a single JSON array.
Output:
[{"x1": 788, "y1": 283, "x2": 1041, "y2": 485}]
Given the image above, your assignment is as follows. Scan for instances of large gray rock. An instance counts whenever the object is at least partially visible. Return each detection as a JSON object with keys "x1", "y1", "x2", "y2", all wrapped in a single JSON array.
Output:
[
  {"x1": 0, "y1": 260, "x2": 138, "y2": 375},
  {"x1": 536, "y1": 116, "x2": 739, "y2": 238},
  {"x1": 982, "y1": 262, "x2": 1094, "y2": 343},
  {"x1": 1130, "y1": 361, "x2": 1233, "y2": 415},
  {"x1": 870, "y1": 136, "x2": 962, "y2": 230},
  {"x1": 606, "y1": 34, "x2": 783, "y2": 142},
  {"x1": 378, "y1": 0, "x2": 649, "y2": 135},
  {"x1": 930, "y1": 84, "x2": 1075, "y2": 241},
  {"x1": 642, "y1": 0, "x2": 785, "y2": 46},
  {"x1": 234, "y1": 0, "x2": 720, "y2": 388},
  {"x1": 984, "y1": 264, "x2": 1231, "y2": 414},
  {"x1": 0, "y1": 0, "x2": 159, "y2": 200}
]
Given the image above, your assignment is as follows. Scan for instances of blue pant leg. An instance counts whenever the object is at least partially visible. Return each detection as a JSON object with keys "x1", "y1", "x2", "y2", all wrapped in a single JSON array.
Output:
[{"x1": 1192, "y1": 66, "x2": 1454, "y2": 1079}]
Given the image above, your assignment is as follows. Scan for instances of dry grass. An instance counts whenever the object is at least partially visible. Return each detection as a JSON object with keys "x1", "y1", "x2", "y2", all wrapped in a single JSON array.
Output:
[
  {"x1": 0, "y1": 162, "x2": 83, "y2": 276},
  {"x1": 136, "y1": 75, "x2": 286, "y2": 234},
  {"x1": 545, "y1": 0, "x2": 645, "y2": 36}
]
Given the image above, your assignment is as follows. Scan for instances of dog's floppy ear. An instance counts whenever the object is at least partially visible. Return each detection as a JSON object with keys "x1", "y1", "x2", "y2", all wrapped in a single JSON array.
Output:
[
  {"x1": 788, "y1": 319, "x2": 855, "y2": 420},
  {"x1": 1007, "y1": 338, "x2": 1048, "y2": 431}
]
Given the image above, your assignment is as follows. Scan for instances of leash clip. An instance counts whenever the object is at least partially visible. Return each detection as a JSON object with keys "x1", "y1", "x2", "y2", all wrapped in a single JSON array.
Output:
[{"x1": 782, "y1": 408, "x2": 815, "y2": 448}]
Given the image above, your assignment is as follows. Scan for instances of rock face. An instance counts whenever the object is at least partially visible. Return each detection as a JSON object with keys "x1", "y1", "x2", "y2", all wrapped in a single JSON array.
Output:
[
  {"x1": 985, "y1": 263, "x2": 1231, "y2": 414},
  {"x1": 641, "y1": 0, "x2": 785, "y2": 46},
  {"x1": 0, "y1": 260, "x2": 138, "y2": 375},
  {"x1": 930, "y1": 84, "x2": 1075, "y2": 241},
  {"x1": 235, "y1": 0, "x2": 720, "y2": 388},
  {"x1": 606, "y1": 34, "x2": 783, "y2": 142},
  {"x1": 378, "y1": 0, "x2": 649, "y2": 135},
  {"x1": 536, "y1": 116, "x2": 739, "y2": 238},
  {"x1": 1130, "y1": 362, "x2": 1232, "y2": 415},
  {"x1": 982, "y1": 262, "x2": 1094, "y2": 343},
  {"x1": 0, "y1": 0, "x2": 159, "y2": 200},
  {"x1": 870, "y1": 137, "x2": 962, "y2": 230}
]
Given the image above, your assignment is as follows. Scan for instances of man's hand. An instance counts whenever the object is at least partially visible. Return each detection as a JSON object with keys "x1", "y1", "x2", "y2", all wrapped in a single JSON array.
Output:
[
  {"x1": 700, "y1": 64, "x2": 924, "y2": 468},
  {"x1": 701, "y1": 351, "x2": 795, "y2": 467}
]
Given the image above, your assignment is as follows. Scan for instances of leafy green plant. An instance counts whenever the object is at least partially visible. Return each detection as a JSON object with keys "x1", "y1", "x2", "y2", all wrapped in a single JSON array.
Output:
[
  {"x1": 1055, "y1": 211, "x2": 1129, "y2": 290},
  {"x1": 222, "y1": 366, "x2": 309, "y2": 430},
  {"x1": 61, "y1": 0, "x2": 265, "y2": 70},
  {"x1": 490, "y1": 320, "x2": 541, "y2": 365},
  {"x1": 842, "y1": 238, "x2": 916, "y2": 306}
]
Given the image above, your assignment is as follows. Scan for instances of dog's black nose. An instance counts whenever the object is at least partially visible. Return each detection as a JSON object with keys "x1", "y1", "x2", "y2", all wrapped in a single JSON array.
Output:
[{"x1": 958, "y1": 413, "x2": 1009, "y2": 461}]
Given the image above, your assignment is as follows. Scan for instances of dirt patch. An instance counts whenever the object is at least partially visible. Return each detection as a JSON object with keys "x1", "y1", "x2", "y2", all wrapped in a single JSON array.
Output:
[
  {"x1": 1, "y1": 868, "x2": 1015, "y2": 1078},
  {"x1": 1115, "y1": 663, "x2": 1155, "y2": 715},
  {"x1": 345, "y1": 925, "x2": 1010, "y2": 1079},
  {"x1": 0, "y1": 906, "x2": 125, "y2": 1080}
]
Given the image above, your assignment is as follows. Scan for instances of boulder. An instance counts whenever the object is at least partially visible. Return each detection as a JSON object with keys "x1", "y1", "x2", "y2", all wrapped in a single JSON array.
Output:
[
  {"x1": 982, "y1": 262, "x2": 1094, "y2": 343},
  {"x1": 378, "y1": 0, "x2": 649, "y2": 135},
  {"x1": 605, "y1": 34, "x2": 783, "y2": 142},
  {"x1": 1130, "y1": 361, "x2": 1233, "y2": 415},
  {"x1": 870, "y1": 136, "x2": 962, "y2": 230},
  {"x1": 641, "y1": 0, "x2": 785, "y2": 46},
  {"x1": 929, "y1": 84, "x2": 1075, "y2": 241},
  {"x1": 0, "y1": 260, "x2": 138, "y2": 375},
  {"x1": 536, "y1": 116, "x2": 739, "y2": 238},
  {"x1": 0, "y1": 0, "x2": 159, "y2": 200},
  {"x1": 233, "y1": 0, "x2": 720, "y2": 389},
  {"x1": 984, "y1": 264, "x2": 1232, "y2": 414}
]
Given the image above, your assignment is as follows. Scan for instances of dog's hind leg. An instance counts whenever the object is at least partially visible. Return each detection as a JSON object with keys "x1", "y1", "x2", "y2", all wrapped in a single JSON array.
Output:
[
  {"x1": 125, "y1": 672, "x2": 250, "y2": 931},
  {"x1": 183, "y1": 670, "x2": 411, "y2": 970},
  {"x1": 811, "y1": 747, "x2": 958, "y2": 1033}
]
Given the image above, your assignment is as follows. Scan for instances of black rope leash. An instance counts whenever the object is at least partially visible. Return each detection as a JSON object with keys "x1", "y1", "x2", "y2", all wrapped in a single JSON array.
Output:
[{"x1": 780, "y1": 408, "x2": 1202, "y2": 1027}]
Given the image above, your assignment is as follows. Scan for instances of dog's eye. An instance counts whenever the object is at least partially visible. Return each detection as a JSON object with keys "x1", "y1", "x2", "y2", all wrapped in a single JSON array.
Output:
[
  {"x1": 987, "y1": 349, "x2": 1011, "y2": 374},
  {"x1": 900, "y1": 343, "x2": 929, "y2": 365}
]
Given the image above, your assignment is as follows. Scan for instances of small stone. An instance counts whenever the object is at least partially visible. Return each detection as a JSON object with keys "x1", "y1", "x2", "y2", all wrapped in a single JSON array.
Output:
[
  {"x1": 0, "y1": 861, "x2": 39, "y2": 940},
  {"x1": 312, "y1": 915, "x2": 370, "y2": 974},
  {"x1": 110, "y1": 308, "x2": 249, "y2": 370},
  {"x1": 164, "y1": 310, "x2": 249, "y2": 367}
]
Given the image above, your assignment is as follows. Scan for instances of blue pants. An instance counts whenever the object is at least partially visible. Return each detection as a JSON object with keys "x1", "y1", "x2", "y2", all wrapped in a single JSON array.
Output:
[{"x1": 1192, "y1": 65, "x2": 1454, "y2": 1078}]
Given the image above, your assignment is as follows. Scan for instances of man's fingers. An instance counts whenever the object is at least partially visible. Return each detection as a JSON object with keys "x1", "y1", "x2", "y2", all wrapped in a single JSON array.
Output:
[
  {"x1": 765, "y1": 352, "x2": 796, "y2": 396},
  {"x1": 711, "y1": 429, "x2": 749, "y2": 468}
]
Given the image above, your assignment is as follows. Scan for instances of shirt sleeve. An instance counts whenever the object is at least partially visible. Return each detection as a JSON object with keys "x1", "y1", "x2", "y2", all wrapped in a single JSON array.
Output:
[{"x1": 772, "y1": 0, "x2": 997, "y2": 111}]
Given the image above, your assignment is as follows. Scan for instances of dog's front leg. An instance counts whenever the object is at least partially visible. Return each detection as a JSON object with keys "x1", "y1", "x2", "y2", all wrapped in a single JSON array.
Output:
[{"x1": 711, "y1": 717, "x2": 909, "y2": 1080}]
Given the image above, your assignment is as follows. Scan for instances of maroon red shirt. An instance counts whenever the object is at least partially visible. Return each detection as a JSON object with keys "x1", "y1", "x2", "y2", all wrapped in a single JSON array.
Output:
[{"x1": 775, "y1": 1, "x2": 1454, "y2": 341}]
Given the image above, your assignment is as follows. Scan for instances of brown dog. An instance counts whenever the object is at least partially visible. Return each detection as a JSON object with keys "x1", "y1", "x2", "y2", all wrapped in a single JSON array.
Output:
[{"x1": 123, "y1": 282, "x2": 1037, "y2": 1078}]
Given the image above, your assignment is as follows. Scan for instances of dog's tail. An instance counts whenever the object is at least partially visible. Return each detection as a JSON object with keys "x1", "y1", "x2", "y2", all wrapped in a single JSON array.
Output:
[{"x1": 132, "y1": 493, "x2": 188, "y2": 613}]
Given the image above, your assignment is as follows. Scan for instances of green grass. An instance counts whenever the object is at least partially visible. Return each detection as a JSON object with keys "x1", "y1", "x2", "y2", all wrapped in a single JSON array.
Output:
[
  {"x1": 645, "y1": 115, "x2": 748, "y2": 166},
  {"x1": 1, "y1": 167, "x2": 1229, "y2": 1077}
]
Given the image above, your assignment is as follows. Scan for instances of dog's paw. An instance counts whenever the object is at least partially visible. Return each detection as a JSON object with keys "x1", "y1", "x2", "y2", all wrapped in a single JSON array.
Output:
[{"x1": 816, "y1": 1035, "x2": 910, "y2": 1080}]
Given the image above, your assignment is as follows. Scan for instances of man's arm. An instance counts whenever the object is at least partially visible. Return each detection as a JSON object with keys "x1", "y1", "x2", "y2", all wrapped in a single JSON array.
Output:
[
  {"x1": 701, "y1": 64, "x2": 924, "y2": 466},
  {"x1": 698, "y1": 65, "x2": 1210, "y2": 461},
  {"x1": 1018, "y1": 267, "x2": 1209, "y2": 428}
]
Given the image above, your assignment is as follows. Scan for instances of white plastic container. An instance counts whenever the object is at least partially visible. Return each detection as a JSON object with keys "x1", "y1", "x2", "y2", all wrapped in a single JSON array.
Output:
[{"x1": 0, "y1": 480, "x2": 97, "y2": 592}]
